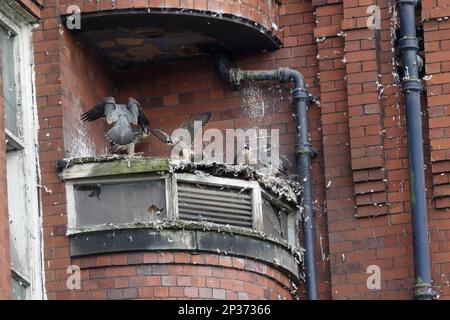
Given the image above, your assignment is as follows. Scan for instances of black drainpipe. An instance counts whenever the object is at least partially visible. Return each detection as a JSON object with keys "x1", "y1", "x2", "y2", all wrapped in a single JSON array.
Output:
[
  {"x1": 214, "y1": 55, "x2": 318, "y2": 300},
  {"x1": 396, "y1": 0, "x2": 436, "y2": 299}
]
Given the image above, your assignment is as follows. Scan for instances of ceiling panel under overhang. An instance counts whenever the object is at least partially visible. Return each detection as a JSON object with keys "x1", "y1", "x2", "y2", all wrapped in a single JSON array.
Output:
[{"x1": 65, "y1": 9, "x2": 282, "y2": 69}]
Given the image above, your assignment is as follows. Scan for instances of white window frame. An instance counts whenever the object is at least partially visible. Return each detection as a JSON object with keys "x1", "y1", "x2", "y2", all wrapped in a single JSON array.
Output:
[
  {"x1": 1, "y1": 2, "x2": 44, "y2": 300},
  {"x1": 66, "y1": 173, "x2": 264, "y2": 233},
  {"x1": 63, "y1": 168, "x2": 297, "y2": 246},
  {"x1": 66, "y1": 172, "x2": 297, "y2": 239}
]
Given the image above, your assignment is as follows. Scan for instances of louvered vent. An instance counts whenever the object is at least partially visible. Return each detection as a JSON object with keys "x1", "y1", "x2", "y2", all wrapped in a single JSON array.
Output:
[{"x1": 177, "y1": 181, "x2": 253, "y2": 228}]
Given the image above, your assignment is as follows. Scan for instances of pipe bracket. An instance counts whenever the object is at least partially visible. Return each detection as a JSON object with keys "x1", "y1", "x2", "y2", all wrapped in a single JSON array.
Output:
[
  {"x1": 295, "y1": 144, "x2": 318, "y2": 158},
  {"x1": 414, "y1": 283, "x2": 437, "y2": 300}
]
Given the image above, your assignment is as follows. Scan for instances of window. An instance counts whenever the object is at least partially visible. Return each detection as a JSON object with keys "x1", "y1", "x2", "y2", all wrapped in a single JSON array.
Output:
[
  {"x1": 261, "y1": 197, "x2": 288, "y2": 240},
  {"x1": 1, "y1": 25, "x2": 24, "y2": 153},
  {"x1": 73, "y1": 178, "x2": 167, "y2": 228},
  {"x1": 1, "y1": 25, "x2": 18, "y2": 137},
  {"x1": 65, "y1": 168, "x2": 297, "y2": 245},
  {"x1": 1, "y1": 5, "x2": 43, "y2": 299}
]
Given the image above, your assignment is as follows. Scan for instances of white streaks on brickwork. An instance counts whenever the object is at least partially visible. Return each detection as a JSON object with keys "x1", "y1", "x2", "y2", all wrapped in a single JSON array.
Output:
[{"x1": 64, "y1": 96, "x2": 107, "y2": 158}]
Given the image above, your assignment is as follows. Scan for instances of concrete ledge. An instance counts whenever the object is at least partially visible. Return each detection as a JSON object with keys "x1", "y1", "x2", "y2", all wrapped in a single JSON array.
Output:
[{"x1": 60, "y1": 156, "x2": 170, "y2": 179}]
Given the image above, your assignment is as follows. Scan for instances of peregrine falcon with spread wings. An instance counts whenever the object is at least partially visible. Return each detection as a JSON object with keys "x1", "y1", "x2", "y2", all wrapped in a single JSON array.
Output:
[
  {"x1": 152, "y1": 112, "x2": 211, "y2": 146},
  {"x1": 81, "y1": 97, "x2": 150, "y2": 155},
  {"x1": 152, "y1": 111, "x2": 212, "y2": 159}
]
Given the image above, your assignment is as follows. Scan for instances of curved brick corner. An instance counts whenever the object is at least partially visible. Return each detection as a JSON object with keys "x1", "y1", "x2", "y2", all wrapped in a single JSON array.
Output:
[
  {"x1": 48, "y1": 252, "x2": 300, "y2": 300},
  {"x1": 59, "y1": 0, "x2": 281, "y2": 41}
]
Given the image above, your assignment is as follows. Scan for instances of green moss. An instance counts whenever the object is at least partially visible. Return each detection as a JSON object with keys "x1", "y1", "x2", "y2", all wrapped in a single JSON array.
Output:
[{"x1": 83, "y1": 157, "x2": 169, "y2": 177}]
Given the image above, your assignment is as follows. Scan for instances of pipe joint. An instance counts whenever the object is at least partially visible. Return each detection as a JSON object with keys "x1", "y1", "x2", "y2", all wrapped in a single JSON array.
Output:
[
  {"x1": 395, "y1": 0, "x2": 419, "y2": 6},
  {"x1": 276, "y1": 67, "x2": 293, "y2": 82},
  {"x1": 401, "y1": 79, "x2": 423, "y2": 92},
  {"x1": 398, "y1": 37, "x2": 419, "y2": 52},
  {"x1": 277, "y1": 68, "x2": 306, "y2": 88}
]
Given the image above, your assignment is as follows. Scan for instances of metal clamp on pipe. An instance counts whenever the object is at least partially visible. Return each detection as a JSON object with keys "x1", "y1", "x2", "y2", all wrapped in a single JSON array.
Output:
[
  {"x1": 295, "y1": 144, "x2": 318, "y2": 158},
  {"x1": 292, "y1": 87, "x2": 310, "y2": 102},
  {"x1": 398, "y1": 37, "x2": 419, "y2": 51},
  {"x1": 396, "y1": 0, "x2": 419, "y2": 5},
  {"x1": 401, "y1": 79, "x2": 423, "y2": 92}
]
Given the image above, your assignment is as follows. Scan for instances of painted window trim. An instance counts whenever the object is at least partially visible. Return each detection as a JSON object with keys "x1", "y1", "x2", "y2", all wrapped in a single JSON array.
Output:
[{"x1": 65, "y1": 174, "x2": 172, "y2": 231}]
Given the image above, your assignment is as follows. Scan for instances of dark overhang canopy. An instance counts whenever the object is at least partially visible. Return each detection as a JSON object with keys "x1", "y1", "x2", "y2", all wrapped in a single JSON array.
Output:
[{"x1": 66, "y1": 9, "x2": 282, "y2": 69}]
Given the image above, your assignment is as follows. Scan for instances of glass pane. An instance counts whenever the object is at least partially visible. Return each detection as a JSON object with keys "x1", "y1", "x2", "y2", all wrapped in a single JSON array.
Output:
[
  {"x1": 262, "y1": 198, "x2": 288, "y2": 240},
  {"x1": 74, "y1": 180, "x2": 167, "y2": 228},
  {"x1": 0, "y1": 26, "x2": 17, "y2": 135},
  {"x1": 11, "y1": 276, "x2": 28, "y2": 300},
  {"x1": 7, "y1": 152, "x2": 30, "y2": 277}
]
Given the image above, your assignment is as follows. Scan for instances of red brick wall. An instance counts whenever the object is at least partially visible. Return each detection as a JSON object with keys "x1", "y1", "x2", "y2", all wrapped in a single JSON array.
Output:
[
  {"x1": 0, "y1": 35, "x2": 12, "y2": 301},
  {"x1": 32, "y1": 0, "x2": 450, "y2": 300},
  {"x1": 35, "y1": 1, "x2": 120, "y2": 297},
  {"x1": 37, "y1": 27, "x2": 113, "y2": 160},
  {"x1": 60, "y1": 31, "x2": 115, "y2": 157},
  {"x1": 314, "y1": 0, "x2": 358, "y2": 299},
  {"x1": 422, "y1": 1, "x2": 450, "y2": 299},
  {"x1": 34, "y1": 0, "x2": 327, "y2": 300},
  {"x1": 423, "y1": 5, "x2": 450, "y2": 210},
  {"x1": 47, "y1": 252, "x2": 297, "y2": 299},
  {"x1": 313, "y1": 0, "x2": 450, "y2": 300},
  {"x1": 33, "y1": 1, "x2": 70, "y2": 293},
  {"x1": 313, "y1": 0, "x2": 414, "y2": 299}
]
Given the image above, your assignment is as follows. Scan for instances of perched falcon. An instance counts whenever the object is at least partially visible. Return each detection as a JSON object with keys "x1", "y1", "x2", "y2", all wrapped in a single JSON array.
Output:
[
  {"x1": 152, "y1": 111, "x2": 212, "y2": 159},
  {"x1": 81, "y1": 97, "x2": 150, "y2": 155}
]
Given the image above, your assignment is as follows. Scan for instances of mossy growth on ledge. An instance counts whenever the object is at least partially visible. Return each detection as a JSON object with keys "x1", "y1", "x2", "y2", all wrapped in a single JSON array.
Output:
[
  {"x1": 60, "y1": 155, "x2": 301, "y2": 207},
  {"x1": 59, "y1": 155, "x2": 170, "y2": 179}
]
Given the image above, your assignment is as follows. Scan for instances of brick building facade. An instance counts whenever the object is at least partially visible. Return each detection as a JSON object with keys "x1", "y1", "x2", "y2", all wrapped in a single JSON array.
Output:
[{"x1": 0, "y1": 0, "x2": 449, "y2": 300}]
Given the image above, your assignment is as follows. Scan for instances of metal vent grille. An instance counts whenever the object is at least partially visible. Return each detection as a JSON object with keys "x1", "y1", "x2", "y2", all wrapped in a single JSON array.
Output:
[{"x1": 177, "y1": 182, "x2": 253, "y2": 228}]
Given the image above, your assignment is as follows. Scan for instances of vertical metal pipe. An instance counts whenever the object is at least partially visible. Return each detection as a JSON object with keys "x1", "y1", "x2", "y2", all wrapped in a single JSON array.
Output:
[
  {"x1": 396, "y1": 0, "x2": 436, "y2": 299},
  {"x1": 294, "y1": 92, "x2": 318, "y2": 300},
  {"x1": 288, "y1": 70, "x2": 318, "y2": 300}
]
